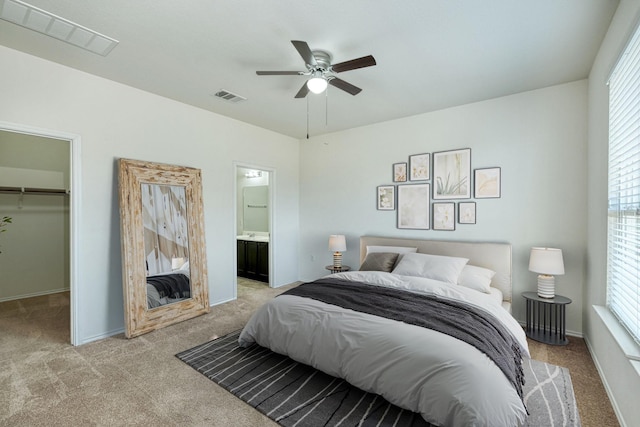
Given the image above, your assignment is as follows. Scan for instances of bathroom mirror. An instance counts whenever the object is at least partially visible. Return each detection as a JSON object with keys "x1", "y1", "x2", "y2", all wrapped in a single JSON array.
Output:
[
  {"x1": 243, "y1": 185, "x2": 269, "y2": 232},
  {"x1": 118, "y1": 158, "x2": 209, "y2": 338}
]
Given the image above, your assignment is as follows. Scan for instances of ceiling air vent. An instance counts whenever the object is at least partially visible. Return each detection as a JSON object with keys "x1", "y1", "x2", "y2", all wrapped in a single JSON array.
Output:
[
  {"x1": 0, "y1": 0, "x2": 119, "y2": 56},
  {"x1": 213, "y1": 90, "x2": 247, "y2": 103}
]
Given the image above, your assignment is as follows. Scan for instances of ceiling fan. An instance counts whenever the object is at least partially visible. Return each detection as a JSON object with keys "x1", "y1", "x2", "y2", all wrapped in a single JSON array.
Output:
[{"x1": 256, "y1": 40, "x2": 376, "y2": 98}]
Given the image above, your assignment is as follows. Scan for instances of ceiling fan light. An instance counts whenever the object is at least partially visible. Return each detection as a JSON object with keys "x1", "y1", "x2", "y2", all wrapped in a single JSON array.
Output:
[{"x1": 307, "y1": 76, "x2": 328, "y2": 94}]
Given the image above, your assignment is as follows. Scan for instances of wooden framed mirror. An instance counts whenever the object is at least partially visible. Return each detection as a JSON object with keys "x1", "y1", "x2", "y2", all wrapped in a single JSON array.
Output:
[{"x1": 118, "y1": 158, "x2": 209, "y2": 338}]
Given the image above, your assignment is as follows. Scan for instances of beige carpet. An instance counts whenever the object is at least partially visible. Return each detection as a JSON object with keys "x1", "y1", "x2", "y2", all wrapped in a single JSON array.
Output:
[{"x1": 0, "y1": 279, "x2": 618, "y2": 426}]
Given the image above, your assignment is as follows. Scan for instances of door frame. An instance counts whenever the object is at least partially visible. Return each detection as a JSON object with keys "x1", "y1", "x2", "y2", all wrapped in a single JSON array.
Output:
[
  {"x1": 0, "y1": 121, "x2": 81, "y2": 345},
  {"x1": 233, "y1": 162, "x2": 275, "y2": 296}
]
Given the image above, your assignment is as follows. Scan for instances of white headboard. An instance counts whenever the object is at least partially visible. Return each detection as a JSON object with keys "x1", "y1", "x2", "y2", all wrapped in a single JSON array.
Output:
[{"x1": 360, "y1": 236, "x2": 513, "y2": 304}]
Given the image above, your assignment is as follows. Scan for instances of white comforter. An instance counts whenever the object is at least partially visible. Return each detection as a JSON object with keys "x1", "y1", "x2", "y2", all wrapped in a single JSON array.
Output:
[{"x1": 239, "y1": 271, "x2": 530, "y2": 427}]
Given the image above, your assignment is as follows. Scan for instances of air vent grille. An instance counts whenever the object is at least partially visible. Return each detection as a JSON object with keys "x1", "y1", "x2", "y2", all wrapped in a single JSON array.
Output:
[
  {"x1": 0, "y1": 0, "x2": 119, "y2": 56},
  {"x1": 213, "y1": 90, "x2": 247, "y2": 103}
]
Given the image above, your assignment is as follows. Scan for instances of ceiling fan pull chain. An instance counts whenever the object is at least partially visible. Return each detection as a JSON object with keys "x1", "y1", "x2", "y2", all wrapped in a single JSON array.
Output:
[
  {"x1": 306, "y1": 96, "x2": 310, "y2": 139},
  {"x1": 325, "y1": 88, "x2": 329, "y2": 126}
]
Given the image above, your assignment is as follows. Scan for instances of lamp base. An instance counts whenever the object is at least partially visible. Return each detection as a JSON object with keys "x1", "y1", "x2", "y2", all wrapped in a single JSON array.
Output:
[
  {"x1": 333, "y1": 252, "x2": 342, "y2": 269},
  {"x1": 537, "y1": 275, "x2": 555, "y2": 298}
]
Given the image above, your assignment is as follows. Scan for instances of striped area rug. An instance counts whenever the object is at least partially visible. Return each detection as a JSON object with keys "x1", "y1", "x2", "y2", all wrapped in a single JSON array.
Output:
[{"x1": 176, "y1": 330, "x2": 580, "y2": 427}]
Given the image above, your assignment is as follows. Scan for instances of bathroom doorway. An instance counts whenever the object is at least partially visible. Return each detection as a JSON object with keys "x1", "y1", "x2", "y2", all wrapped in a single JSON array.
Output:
[{"x1": 235, "y1": 164, "x2": 273, "y2": 295}]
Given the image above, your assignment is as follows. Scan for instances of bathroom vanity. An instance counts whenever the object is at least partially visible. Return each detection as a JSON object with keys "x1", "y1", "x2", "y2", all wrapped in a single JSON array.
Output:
[{"x1": 237, "y1": 234, "x2": 269, "y2": 283}]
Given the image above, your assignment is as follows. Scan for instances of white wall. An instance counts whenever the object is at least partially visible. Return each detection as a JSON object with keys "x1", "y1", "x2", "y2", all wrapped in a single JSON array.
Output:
[
  {"x1": 0, "y1": 132, "x2": 70, "y2": 301},
  {"x1": 586, "y1": 0, "x2": 640, "y2": 425},
  {"x1": 300, "y1": 81, "x2": 588, "y2": 334},
  {"x1": 0, "y1": 45, "x2": 300, "y2": 344}
]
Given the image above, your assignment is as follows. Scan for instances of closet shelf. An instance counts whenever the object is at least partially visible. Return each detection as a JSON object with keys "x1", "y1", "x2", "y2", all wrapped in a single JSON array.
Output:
[{"x1": 0, "y1": 186, "x2": 69, "y2": 196}]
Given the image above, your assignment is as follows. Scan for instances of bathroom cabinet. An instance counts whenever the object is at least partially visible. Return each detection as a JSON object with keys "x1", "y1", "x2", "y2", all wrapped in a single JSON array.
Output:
[{"x1": 237, "y1": 240, "x2": 269, "y2": 283}]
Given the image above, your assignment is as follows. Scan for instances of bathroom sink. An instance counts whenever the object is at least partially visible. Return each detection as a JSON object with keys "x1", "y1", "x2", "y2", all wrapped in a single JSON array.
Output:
[{"x1": 237, "y1": 234, "x2": 269, "y2": 242}]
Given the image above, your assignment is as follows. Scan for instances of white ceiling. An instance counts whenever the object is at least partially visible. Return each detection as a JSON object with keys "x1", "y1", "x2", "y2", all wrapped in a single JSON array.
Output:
[{"x1": 0, "y1": 0, "x2": 618, "y2": 139}]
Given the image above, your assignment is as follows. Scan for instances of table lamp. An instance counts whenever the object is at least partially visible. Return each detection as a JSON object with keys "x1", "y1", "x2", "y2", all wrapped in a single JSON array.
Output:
[
  {"x1": 328, "y1": 235, "x2": 347, "y2": 268},
  {"x1": 529, "y1": 247, "x2": 565, "y2": 298}
]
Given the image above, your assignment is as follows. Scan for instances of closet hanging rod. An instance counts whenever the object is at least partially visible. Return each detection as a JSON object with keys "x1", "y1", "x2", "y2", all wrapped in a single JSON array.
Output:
[{"x1": 0, "y1": 186, "x2": 70, "y2": 196}]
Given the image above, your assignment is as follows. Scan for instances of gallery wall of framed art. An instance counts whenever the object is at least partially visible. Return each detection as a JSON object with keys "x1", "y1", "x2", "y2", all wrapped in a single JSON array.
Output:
[{"x1": 375, "y1": 147, "x2": 501, "y2": 231}]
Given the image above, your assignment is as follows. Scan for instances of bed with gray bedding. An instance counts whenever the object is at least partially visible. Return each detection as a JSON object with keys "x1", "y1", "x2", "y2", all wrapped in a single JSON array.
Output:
[
  {"x1": 146, "y1": 269, "x2": 191, "y2": 308},
  {"x1": 239, "y1": 237, "x2": 529, "y2": 426}
]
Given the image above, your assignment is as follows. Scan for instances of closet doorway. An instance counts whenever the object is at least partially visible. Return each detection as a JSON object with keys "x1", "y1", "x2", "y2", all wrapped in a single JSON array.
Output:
[
  {"x1": 235, "y1": 164, "x2": 273, "y2": 296},
  {"x1": 0, "y1": 122, "x2": 80, "y2": 345}
]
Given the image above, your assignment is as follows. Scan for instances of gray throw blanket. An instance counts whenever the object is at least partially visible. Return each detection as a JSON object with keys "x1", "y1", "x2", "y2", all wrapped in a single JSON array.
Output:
[
  {"x1": 147, "y1": 273, "x2": 191, "y2": 299},
  {"x1": 282, "y1": 277, "x2": 525, "y2": 400}
]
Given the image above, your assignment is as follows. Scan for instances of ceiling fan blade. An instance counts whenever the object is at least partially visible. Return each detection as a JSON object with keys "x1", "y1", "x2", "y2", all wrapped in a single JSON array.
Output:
[
  {"x1": 329, "y1": 78, "x2": 362, "y2": 96},
  {"x1": 294, "y1": 82, "x2": 310, "y2": 98},
  {"x1": 291, "y1": 40, "x2": 317, "y2": 67},
  {"x1": 256, "y1": 71, "x2": 303, "y2": 75},
  {"x1": 331, "y1": 55, "x2": 377, "y2": 73}
]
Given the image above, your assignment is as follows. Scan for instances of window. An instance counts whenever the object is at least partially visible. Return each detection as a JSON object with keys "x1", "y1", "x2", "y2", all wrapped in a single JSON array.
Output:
[{"x1": 607, "y1": 23, "x2": 640, "y2": 345}]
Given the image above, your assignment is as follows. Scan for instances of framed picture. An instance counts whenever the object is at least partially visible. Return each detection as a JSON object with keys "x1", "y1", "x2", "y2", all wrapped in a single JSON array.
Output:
[
  {"x1": 433, "y1": 202, "x2": 455, "y2": 231},
  {"x1": 409, "y1": 153, "x2": 430, "y2": 181},
  {"x1": 474, "y1": 167, "x2": 501, "y2": 198},
  {"x1": 433, "y1": 148, "x2": 471, "y2": 199},
  {"x1": 458, "y1": 202, "x2": 476, "y2": 224},
  {"x1": 393, "y1": 162, "x2": 407, "y2": 182},
  {"x1": 377, "y1": 185, "x2": 395, "y2": 210},
  {"x1": 397, "y1": 183, "x2": 430, "y2": 229}
]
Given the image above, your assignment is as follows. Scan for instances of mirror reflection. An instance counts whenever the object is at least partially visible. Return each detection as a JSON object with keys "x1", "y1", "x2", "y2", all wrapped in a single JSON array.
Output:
[
  {"x1": 142, "y1": 183, "x2": 191, "y2": 309},
  {"x1": 242, "y1": 185, "x2": 268, "y2": 233}
]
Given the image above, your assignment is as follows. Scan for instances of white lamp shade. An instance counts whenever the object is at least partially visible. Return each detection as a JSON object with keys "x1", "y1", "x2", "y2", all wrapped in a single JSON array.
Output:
[
  {"x1": 328, "y1": 235, "x2": 347, "y2": 252},
  {"x1": 529, "y1": 247, "x2": 565, "y2": 275},
  {"x1": 307, "y1": 76, "x2": 328, "y2": 94}
]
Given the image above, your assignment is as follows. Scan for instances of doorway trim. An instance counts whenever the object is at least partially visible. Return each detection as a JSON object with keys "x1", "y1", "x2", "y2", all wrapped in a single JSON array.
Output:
[
  {"x1": 0, "y1": 121, "x2": 81, "y2": 346},
  {"x1": 233, "y1": 162, "x2": 275, "y2": 298}
]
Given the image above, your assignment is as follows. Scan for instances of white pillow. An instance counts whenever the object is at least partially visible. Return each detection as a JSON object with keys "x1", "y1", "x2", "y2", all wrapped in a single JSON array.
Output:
[
  {"x1": 457, "y1": 264, "x2": 495, "y2": 293},
  {"x1": 392, "y1": 252, "x2": 469, "y2": 284}
]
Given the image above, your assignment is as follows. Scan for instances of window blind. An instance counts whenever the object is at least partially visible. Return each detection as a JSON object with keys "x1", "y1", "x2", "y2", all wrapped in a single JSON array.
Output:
[{"x1": 607, "y1": 23, "x2": 640, "y2": 345}]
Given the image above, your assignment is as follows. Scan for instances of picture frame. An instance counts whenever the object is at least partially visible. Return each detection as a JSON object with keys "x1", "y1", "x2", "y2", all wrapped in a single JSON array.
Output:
[
  {"x1": 377, "y1": 185, "x2": 395, "y2": 210},
  {"x1": 433, "y1": 148, "x2": 471, "y2": 199},
  {"x1": 397, "y1": 183, "x2": 430, "y2": 229},
  {"x1": 458, "y1": 202, "x2": 476, "y2": 224},
  {"x1": 393, "y1": 162, "x2": 407, "y2": 182},
  {"x1": 409, "y1": 153, "x2": 430, "y2": 181},
  {"x1": 474, "y1": 167, "x2": 501, "y2": 198},
  {"x1": 433, "y1": 202, "x2": 455, "y2": 231}
]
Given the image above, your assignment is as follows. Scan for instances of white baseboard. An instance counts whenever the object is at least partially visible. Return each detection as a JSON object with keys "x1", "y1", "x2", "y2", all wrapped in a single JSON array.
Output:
[
  {"x1": 211, "y1": 296, "x2": 235, "y2": 307},
  {"x1": 566, "y1": 329, "x2": 583, "y2": 338},
  {"x1": 0, "y1": 287, "x2": 70, "y2": 303},
  {"x1": 78, "y1": 327, "x2": 125, "y2": 346},
  {"x1": 583, "y1": 335, "x2": 627, "y2": 427}
]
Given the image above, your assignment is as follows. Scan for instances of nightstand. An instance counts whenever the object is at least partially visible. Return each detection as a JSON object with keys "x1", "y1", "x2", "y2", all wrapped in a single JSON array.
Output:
[
  {"x1": 325, "y1": 265, "x2": 351, "y2": 274},
  {"x1": 522, "y1": 291, "x2": 571, "y2": 345}
]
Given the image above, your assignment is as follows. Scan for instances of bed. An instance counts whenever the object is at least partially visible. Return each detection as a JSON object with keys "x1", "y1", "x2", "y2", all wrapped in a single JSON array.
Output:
[
  {"x1": 239, "y1": 236, "x2": 529, "y2": 426},
  {"x1": 146, "y1": 264, "x2": 191, "y2": 309}
]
